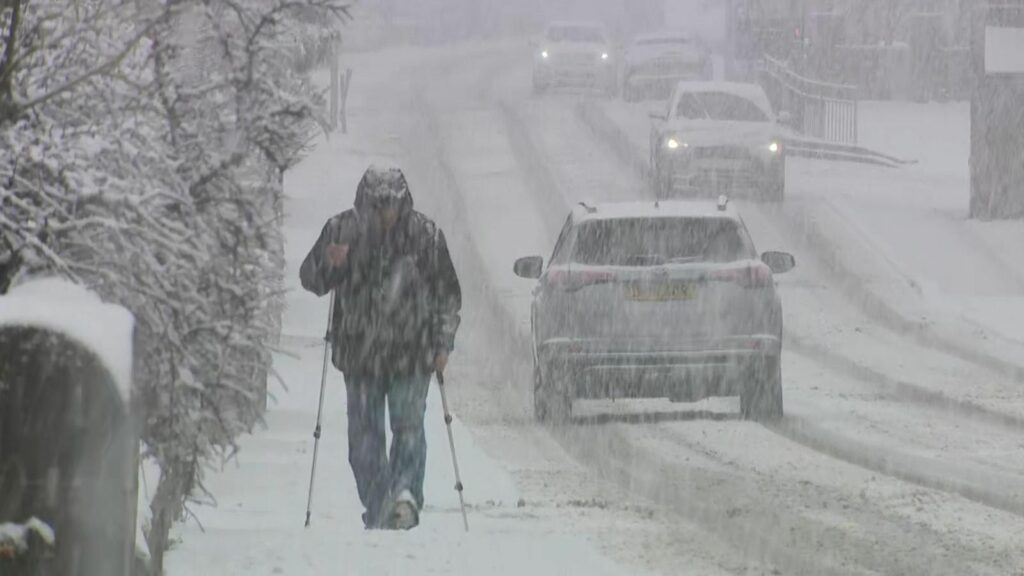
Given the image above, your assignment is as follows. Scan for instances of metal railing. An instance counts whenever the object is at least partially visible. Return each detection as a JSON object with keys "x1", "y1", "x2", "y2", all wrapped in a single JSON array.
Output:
[{"x1": 758, "y1": 55, "x2": 859, "y2": 144}]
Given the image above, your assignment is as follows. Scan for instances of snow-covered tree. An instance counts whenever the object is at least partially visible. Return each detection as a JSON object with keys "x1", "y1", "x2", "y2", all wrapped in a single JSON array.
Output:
[{"x1": 1, "y1": 0, "x2": 349, "y2": 572}]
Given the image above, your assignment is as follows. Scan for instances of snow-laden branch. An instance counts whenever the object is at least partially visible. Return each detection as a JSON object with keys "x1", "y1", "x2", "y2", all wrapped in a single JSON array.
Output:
[{"x1": 16, "y1": 13, "x2": 163, "y2": 114}]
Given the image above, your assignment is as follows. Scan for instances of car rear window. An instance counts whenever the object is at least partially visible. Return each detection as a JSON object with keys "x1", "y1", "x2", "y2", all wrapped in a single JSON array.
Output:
[
  {"x1": 675, "y1": 92, "x2": 769, "y2": 122},
  {"x1": 547, "y1": 26, "x2": 606, "y2": 43},
  {"x1": 573, "y1": 218, "x2": 753, "y2": 266}
]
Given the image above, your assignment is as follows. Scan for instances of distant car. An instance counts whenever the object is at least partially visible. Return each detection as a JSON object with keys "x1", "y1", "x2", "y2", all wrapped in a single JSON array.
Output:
[
  {"x1": 622, "y1": 32, "x2": 712, "y2": 102},
  {"x1": 513, "y1": 199, "x2": 795, "y2": 424},
  {"x1": 650, "y1": 82, "x2": 787, "y2": 201},
  {"x1": 532, "y1": 22, "x2": 617, "y2": 96}
]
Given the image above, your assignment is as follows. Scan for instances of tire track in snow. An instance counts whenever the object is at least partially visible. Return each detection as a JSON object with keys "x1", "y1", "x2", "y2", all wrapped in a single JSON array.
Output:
[{"x1": 780, "y1": 194, "x2": 1024, "y2": 383}]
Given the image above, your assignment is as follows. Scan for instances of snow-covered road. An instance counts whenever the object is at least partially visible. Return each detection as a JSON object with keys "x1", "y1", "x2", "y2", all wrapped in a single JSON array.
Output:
[{"x1": 167, "y1": 41, "x2": 1024, "y2": 575}]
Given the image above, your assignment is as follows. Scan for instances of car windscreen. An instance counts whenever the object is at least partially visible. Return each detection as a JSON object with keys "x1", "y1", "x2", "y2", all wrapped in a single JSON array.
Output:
[
  {"x1": 547, "y1": 26, "x2": 606, "y2": 43},
  {"x1": 675, "y1": 92, "x2": 769, "y2": 122},
  {"x1": 573, "y1": 218, "x2": 753, "y2": 266}
]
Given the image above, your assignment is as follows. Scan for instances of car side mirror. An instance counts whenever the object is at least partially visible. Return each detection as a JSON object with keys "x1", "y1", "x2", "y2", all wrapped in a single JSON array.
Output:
[
  {"x1": 514, "y1": 256, "x2": 544, "y2": 279},
  {"x1": 761, "y1": 251, "x2": 796, "y2": 274}
]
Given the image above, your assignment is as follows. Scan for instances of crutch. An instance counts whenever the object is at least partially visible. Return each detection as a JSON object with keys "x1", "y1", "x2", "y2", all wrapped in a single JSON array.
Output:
[
  {"x1": 305, "y1": 290, "x2": 336, "y2": 527},
  {"x1": 436, "y1": 371, "x2": 469, "y2": 532}
]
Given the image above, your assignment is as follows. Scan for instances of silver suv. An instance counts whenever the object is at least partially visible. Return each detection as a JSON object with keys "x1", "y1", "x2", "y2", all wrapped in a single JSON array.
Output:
[{"x1": 514, "y1": 200, "x2": 795, "y2": 423}]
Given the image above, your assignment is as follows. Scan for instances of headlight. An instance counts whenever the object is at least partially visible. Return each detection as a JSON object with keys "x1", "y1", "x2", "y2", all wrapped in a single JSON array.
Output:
[
  {"x1": 601, "y1": 52, "x2": 609, "y2": 61},
  {"x1": 768, "y1": 141, "x2": 780, "y2": 153},
  {"x1": 666, "y1": 138, "x2": 682, "y2": 150},
  {"x1": 541, "y1": 50, "x2": 549, "y2": 59}
]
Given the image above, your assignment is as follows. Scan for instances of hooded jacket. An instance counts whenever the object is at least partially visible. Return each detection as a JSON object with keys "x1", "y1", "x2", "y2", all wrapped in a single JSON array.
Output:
[{"x1": 299, "y1": 166, "x2": 462, "y2": 377}]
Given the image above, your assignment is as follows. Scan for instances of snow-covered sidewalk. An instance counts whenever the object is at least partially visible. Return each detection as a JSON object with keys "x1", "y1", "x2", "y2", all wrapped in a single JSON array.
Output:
[{"x1": 164, "y1": 343, "x2": 634, "y2": 576}]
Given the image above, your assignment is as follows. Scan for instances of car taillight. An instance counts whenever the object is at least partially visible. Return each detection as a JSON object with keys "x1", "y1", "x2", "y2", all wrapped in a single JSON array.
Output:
[
  {"x1": 545, "y1": 267, "x2": 616, "y2": 292},
  {"x1": 708, "y1": 264, "x2": 773, "y2": 289}
]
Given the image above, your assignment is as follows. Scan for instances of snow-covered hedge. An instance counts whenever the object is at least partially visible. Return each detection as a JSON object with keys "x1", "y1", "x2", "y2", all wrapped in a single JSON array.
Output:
[{"x1": 0, "y1": 0, "x2": 349, "y2": 572}]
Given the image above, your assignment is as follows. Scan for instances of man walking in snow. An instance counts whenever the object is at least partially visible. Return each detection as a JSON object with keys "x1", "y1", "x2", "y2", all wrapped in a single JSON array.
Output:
[{"x1": 300, "y1": 165, "x2": 462, "y2": 530}]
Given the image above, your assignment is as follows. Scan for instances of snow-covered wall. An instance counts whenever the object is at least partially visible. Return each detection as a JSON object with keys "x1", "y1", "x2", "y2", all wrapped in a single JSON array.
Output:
[{"x1": 0, "y1": 278, "x2": 134, "y2": 402}]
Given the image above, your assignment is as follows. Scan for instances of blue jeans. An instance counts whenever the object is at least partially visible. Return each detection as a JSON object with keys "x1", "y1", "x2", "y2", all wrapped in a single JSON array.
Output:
[{"x1": 345, "y1": 372, "x2": 430, "y2": 526}]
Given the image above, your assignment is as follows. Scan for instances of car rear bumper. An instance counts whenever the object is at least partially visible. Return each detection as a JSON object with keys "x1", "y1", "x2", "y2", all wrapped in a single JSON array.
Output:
[{"x1": 539, "y1": 336, "x2": 781, "y2": 401}]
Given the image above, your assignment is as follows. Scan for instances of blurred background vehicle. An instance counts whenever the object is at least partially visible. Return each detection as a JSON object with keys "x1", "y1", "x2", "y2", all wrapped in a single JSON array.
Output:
[
  {"x1": 532, "y1": 21, "x2": 618, "y2": 96},
  {"x1": 621, "y1": 32, "x2": 712, "y2": 102},
  {"x1": 650, "y1": 82, "x2": 787, "y2": 201}
]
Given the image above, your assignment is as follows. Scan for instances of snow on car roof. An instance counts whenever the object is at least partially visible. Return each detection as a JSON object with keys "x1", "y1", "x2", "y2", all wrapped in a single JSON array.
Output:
[
  {"x1": 574, "y1": 200, "x2": 740, "y2": 222},
  {"x1": 673, "y1": 81, "x2": 773, "y2": 114},
  {"x1": 0, "y1": 277, "x2": 134, "y2": 402}
]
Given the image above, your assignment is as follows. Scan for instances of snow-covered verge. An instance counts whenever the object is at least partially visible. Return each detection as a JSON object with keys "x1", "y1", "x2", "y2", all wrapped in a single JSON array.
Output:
[
  {"x1": 855, "y1": 101, "x2": 1024, "y2": 347},
  {"x1": 163, "y1": 44, "x2": 662, "y2": 576}
]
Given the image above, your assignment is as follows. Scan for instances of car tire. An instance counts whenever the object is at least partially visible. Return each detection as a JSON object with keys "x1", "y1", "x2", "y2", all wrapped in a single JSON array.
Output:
[
  {"x1": 741, "y1": 355, "x2": 784, "y2": 421},
  {"x1": 534, "y1": 362, "x2": 571, "y2": 424}
]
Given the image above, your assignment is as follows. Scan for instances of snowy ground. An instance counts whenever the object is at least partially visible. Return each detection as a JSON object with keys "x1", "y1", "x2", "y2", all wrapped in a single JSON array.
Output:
[{"x1": 166, "y1": 41, "x2": 1024, "y2": 575}]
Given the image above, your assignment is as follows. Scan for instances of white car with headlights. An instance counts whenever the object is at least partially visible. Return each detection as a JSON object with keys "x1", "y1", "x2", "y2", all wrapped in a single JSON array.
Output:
[
  {"x1": 532, "y1": 22, "x2": 617, "y2": 96},
  {"x1": 650, "y1": 82, "x2": 787, "y2": 201},
  {"x1": 622, "y1": 32, "x2": 712, "y2": 102}
]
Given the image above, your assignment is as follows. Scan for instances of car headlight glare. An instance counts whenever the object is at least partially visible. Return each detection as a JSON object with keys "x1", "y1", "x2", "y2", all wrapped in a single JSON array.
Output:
[
  {"x1": 601, "y1": 52, "x2": 609, "y2": 61},
  {"x1": 666, "y1": 138, "x2": 680, "y2": 150},
  {"x1": 768, "y1": 141, "x2": 780, "y2": 153},
  {"x1": 541, "y1": 50, "x2": 549, "y2": 59}
]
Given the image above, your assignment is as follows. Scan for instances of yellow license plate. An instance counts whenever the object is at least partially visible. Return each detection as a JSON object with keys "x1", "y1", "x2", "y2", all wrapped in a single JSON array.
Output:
[{"x1": 627, "y1": 283, "x2": 697, "y2": 302}]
